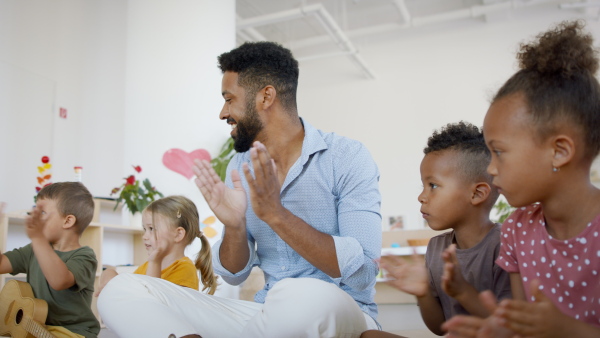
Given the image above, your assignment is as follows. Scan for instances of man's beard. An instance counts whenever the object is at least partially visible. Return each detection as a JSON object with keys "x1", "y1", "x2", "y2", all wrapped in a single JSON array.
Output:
[{"x1": 232, "y1": 99, "x2": 263, "y2": 152}]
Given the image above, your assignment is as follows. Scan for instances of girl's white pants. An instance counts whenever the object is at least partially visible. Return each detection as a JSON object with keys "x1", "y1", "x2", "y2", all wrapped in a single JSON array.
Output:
[{"x1": 97, "y1": 274, "x2": 378, "y2": 338}]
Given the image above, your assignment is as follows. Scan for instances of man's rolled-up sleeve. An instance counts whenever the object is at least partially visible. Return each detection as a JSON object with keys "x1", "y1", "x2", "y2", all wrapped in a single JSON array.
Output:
[
  {"x1": 211, "y1": 238, "x2": 260, "y2": 286},
  {"x1": 330, "y1": 141, "x2": 382, "y2": 291}
]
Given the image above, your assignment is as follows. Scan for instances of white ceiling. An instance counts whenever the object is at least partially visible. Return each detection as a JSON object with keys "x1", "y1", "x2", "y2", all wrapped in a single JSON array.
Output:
[{"x1": 235, "y1": 0, "x2": 600, "y2": 77}]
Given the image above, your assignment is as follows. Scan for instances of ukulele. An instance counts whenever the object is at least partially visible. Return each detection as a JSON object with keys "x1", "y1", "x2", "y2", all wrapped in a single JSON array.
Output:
[{"x1": 0, "y1": 280, "x2": 56, "y2": 338}]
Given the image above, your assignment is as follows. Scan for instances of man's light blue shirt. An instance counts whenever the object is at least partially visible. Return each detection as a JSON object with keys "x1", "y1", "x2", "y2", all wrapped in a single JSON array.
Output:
[{"x1": 212, "y1": 118, "x2": 382, "y2": 319}]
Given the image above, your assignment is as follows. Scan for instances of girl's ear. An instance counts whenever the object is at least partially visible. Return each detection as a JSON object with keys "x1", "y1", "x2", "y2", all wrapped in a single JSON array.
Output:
[
  {"x1": 174, "y1": 227, "x2": 186, "y2": 243},
  {"x1": 471, "y1": 182, "x2": 491, "y2": 206},
  {"x1": 551, "y1": 134, "x2": 575, "y2": 169},
  {"x1": 63, "y1": 215, "x2": 77, "y2": 229}
]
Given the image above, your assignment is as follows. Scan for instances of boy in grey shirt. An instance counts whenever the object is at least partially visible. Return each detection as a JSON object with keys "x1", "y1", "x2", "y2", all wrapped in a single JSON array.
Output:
[{"x1": 366, "y1": 122, "x2": 511, "y2": 337}]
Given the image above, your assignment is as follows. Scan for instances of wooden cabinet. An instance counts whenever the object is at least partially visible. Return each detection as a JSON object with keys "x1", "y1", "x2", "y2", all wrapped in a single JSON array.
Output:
[
  {"x1": 0, "y1": 198, "x2": 146, "y2": 323},
  {"x1": 375, "y1": 229, "x2": 448, "y2": 304}
]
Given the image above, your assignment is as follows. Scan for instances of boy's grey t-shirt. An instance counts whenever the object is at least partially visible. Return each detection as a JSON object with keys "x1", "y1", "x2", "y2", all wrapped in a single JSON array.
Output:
[
  {"x1": 5, "y1": 244, "x2": 100, "y2": 337},
  {"x1": 425, "y1": 224, "x2": 512, "y2": 320}
]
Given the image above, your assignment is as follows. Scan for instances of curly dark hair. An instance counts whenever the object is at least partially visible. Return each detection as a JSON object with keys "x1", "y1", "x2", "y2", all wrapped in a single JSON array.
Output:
[
  {"x1": 217, "y1": 42, "x2": 299, "y2": 113},
  {"x1": 493, "y1": 20, "x2": 600, "y2": 160},
  {"x1": 425, "y1": 121, "x2": 495, "y2": 190}
]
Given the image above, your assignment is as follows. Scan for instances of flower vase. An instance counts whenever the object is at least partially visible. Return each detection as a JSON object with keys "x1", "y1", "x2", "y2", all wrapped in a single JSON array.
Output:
[{"x1": 128, "y1": 212, "x2": 143, "y2": 229}]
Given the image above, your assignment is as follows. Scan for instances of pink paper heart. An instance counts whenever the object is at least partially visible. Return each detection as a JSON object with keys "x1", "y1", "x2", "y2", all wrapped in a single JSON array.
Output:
[{"x1": 162, "y1": 148, "x2": 211, "y2": 180}]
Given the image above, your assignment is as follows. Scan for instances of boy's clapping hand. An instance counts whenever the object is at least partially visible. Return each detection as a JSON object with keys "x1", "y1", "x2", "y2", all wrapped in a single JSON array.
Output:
[
  {"x1": 380, "y1": 252, "x2": 428, "y2": 297},
  {"x1": 441, "y1": 244, "x2": 471, "y2": 299},
  {"x1": 25, "y1": 207, "x2": 47, "y2": 240},
  {"x1": 442, "y1": 291, "x2": 516, "y2": 338}
]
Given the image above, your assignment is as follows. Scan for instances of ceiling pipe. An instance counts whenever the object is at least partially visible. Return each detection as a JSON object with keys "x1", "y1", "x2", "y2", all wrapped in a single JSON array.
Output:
[
  {"x1": 296, "y1": 50, "x2": 356, "y2": 62},
  {"x1": 291, "y1": 0, "x2": 565, "y2": 50},
  {"x1": 237, "y1": 3, "x2": 376, "y2": 79},
  {"x1": 559, "y1": 1, "x2": 600, "y2": 8},
  {"x1": 392, "y1": 0, "x2": 412, "y2": 27},
  {"x1": 236, "y1": 14, "x2": 268, "y2": 41}
]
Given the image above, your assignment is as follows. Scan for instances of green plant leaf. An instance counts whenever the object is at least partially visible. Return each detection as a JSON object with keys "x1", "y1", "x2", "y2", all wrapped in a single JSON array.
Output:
[{"x1": 210, "y1": 137, "x2": 236, "y2": 181}]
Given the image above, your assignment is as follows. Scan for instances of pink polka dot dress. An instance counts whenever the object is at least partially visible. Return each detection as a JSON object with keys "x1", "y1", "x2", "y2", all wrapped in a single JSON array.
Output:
[{"x1": 496, "y1": 204, "x2": 600, "y2": 327}]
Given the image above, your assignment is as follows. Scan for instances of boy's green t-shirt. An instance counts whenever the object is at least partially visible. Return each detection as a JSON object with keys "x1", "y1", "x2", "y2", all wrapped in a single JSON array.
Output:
[{"x1": 5, "y1": 244, "x2": 100, "y2": 338}]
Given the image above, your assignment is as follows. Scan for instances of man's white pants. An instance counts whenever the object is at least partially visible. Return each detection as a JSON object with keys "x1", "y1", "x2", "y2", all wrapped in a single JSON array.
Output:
[{"x1": 97, "y1": 274, "x2": 378, "y2": 338}]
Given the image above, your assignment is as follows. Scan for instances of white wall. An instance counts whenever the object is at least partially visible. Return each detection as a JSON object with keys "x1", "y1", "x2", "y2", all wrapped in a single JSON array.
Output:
[
  {"x1": 0, "y1": 0, "x2": 127, "y2": 210},
  {"x1": 0, "y1": 0, "x2": 234, "y2": 215},
  {"x1": 123, "y1": 0, "x2": 234, "y2": 218},
  {"x1": 296, "y1": 7, "x2": 600, "y2": 229}
]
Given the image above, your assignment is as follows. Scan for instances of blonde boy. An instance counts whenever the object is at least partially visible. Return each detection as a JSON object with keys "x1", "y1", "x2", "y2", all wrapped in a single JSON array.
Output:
[{"x1": 0, "y1": 182, "x2": 100, "y2": 338}]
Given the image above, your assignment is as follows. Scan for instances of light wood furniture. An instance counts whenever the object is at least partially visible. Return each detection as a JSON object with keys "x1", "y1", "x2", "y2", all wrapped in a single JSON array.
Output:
[
  {"x1": 0, "y1": 198, "x2": 145, "y2": 323},
  {"x1": 375, "y1": 229, "x2": 449, "y2": 304}
]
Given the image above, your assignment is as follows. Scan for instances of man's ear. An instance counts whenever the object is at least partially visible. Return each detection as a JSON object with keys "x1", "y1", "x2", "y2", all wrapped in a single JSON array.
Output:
[
  {"x1": 471, "y1": 182, "x2": 491, "y2": 206},
  {"x1": 63, "y1": 215, "x2": 77, "y2": 229},
  {"x1": 174, "y1": 227, "x2": 186, "y2": 243},
  {"x1": 259, "y1": 85, "x2": 277, "y2": 110},
  {"x1": 550, "y1": 134, "x2": 575, "y2": 169}
]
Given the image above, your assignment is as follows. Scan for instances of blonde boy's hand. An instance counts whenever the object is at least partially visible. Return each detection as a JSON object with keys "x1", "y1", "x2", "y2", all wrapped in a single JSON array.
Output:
[
  {"x1": 380, "y1": 252, "x2": 428, "y2": 297},
  {"x1": 441, "y1": 244, "x2": 471, "y2": 299},
  {"x1": 95, "y1": 267, "x2": 118, "y2": 297},
  {"x1": 25, "y1": 207, "x2": 47, "y2": 240}
]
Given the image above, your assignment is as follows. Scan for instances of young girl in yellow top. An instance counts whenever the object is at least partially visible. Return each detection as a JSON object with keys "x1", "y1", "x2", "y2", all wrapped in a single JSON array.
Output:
[{"x1": 96, "y1": 195, "x2": 218, "y2": 295}]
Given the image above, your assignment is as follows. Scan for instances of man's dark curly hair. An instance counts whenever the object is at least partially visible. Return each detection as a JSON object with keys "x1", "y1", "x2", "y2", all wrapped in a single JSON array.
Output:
[
  {"x1": 217, "y1": 41, "x2": 299, "y2": 113},
  {"x1": 494, "y1": 20, "x2": 600, "y2": 161},
  {"x1": 425, "y1": 122, "x2": 496, "y2": 198}
]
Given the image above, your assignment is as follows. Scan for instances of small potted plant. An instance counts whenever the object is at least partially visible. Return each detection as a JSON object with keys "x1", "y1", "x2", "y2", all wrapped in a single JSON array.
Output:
[{"x1": 111, "y1": 165, "x2": 163, "y2": 225}]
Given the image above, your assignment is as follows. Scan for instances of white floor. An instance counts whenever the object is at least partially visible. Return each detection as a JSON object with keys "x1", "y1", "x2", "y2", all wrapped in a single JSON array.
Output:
[{"x1": 98, "y1": 304, "x2": 437, "y2": 338}]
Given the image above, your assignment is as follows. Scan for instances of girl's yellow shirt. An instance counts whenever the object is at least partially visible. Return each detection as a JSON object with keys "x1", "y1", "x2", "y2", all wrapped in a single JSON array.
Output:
[{"x1": 134, "y1": 256, "x2": 199, "y2": 290}]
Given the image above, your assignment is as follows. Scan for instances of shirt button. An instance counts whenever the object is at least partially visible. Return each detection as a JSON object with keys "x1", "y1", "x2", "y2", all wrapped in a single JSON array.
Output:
[{"x1": 281, "y1": 266, "x2": 286, "y2": 271}]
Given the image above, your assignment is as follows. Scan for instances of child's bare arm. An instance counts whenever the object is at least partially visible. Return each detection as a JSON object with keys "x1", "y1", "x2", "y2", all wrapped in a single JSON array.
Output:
[
  {"x1": 95, "y1": 267, "x2": 118, "y2": 297},
  {"x1": 27, "y1": 208, "x2": 75, "y2": 290},
  {"x1": 0, "y1": 254, "x2": 13, "y2": 274},
  {"x1": 380, "y1": 254, "x2": 446, "y2": 335},
  {"x1": 441, "y1": 244, "x2": 489, "y2": 317},
  {"x1": 0, "y1": 203, "x2": 13, "y2": 274}
]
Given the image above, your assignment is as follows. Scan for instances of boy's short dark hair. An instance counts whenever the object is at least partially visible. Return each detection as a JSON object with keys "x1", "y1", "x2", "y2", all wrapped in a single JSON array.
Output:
[
  {"x1": 217, "y1": 41, "x2": 299, "y2": 113},
  {"x1": 37, "y1": 182, "x2": 95, "y2": 234},
  {"x1": 424, "y1": 121, "x2": 499, "y2": 205}
]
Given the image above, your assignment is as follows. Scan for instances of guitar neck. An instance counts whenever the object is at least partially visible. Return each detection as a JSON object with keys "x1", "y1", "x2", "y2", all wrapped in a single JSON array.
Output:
[{"x1": 24, "y1": 315, "x2": 56, "y2": 338}]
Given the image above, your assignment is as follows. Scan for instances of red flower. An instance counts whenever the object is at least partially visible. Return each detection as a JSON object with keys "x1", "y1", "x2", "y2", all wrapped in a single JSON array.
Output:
[
  {"x1": 133, "y1": 165, "x2": 142, "y2": 173},
  {"x1": 35, "y1": 187, "x2": 42, "y2": 192},
  {"x1": 126, "y1": 175, "x2": 136, "y2": 185},
  {"x1": 41, "y1": 156, "x2": 50, "y2": 164}
]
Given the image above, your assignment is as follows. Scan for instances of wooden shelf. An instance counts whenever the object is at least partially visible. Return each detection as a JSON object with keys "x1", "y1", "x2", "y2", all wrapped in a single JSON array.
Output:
[{"x1": 381, "y1": 246, "x2": 427, "y2": 256}]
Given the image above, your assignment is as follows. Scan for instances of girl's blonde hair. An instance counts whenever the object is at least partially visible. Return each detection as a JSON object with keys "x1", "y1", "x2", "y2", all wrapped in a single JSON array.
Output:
[{"x1": 145, "y1": 195, "x2": 218, "y2": 294}]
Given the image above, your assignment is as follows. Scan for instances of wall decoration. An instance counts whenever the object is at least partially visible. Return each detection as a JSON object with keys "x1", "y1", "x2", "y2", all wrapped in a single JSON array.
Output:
[
  {"x1": 35, "y1": 156, "x2": 52, "y2": 201},
  {"x1": 387, "y1": 214, "x2": 407, "y2": 231},
  {"x1": 162, "y1": 148, "x2": 211, "y2": 180}
]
